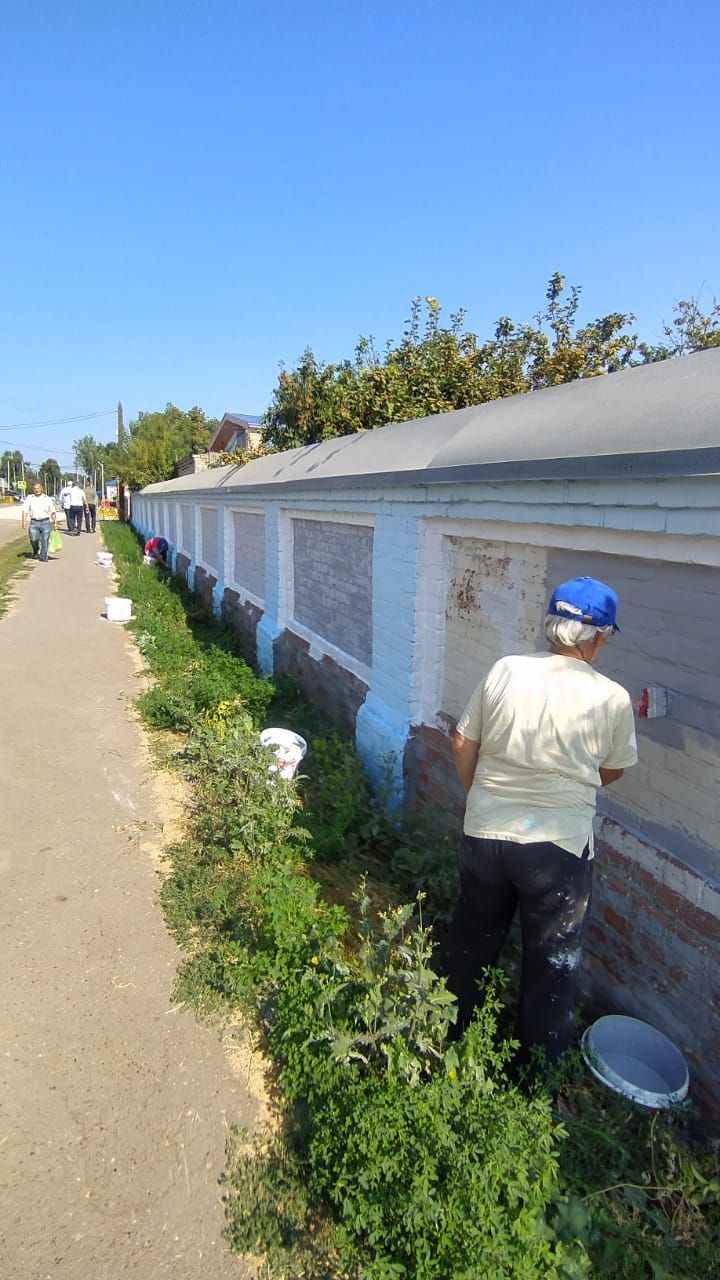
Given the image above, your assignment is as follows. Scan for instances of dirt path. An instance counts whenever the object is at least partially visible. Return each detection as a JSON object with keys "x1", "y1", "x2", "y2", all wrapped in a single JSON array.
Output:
[{"x1": 0, "y1": 530, "x2": 258, "y2": 1279}]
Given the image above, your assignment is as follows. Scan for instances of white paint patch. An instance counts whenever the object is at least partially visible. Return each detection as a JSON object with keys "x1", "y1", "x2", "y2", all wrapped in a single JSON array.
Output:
[{"x1": 548, "y1": 948, "x2": 582, "y2": 971}]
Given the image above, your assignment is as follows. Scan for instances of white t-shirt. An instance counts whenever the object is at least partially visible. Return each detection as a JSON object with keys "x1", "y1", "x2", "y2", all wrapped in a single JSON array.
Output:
[
  {"x1": 69, "y1": 485, "x2": 85, "y2": 506},
  {"x1": 456, "y1": 652, "x2": 638, "y2": 857},
  {"x1": 22, "y1": 493, "x2": 56, "y2": 521}
]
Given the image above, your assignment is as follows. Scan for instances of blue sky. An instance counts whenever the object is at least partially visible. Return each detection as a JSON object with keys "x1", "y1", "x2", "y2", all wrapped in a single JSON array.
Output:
[{"x1": 1, "y1": 0, "x2": 717, "y2": 469}]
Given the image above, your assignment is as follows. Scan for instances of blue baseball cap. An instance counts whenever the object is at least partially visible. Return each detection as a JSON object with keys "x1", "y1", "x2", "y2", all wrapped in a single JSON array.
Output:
[{"x1": 547, "y1": 576, "x2": 619, "y2": 632}]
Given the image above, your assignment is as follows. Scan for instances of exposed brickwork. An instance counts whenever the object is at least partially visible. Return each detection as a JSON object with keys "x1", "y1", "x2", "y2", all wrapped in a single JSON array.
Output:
[
  {"x1": 587, "y1": 820, "x2": 720, "y2": 1121},
  {"x1": 292, "y1": 518, "x2": 373, "y2": 666},
  {"x1": 221, "y1": 588, "x2": 263, "y2": 667},
  {"x1": 274, "y1": 627, "x2": 368, "y2": 731},
  {"x1": 175, "y1": 552, "x2": 190, "y2": 583},
  {"x1": 194, "y1": 564, "x2": 217, "y2": 612},
  {"x1": 404, "y1": 720, "x2": 464, "y2": 819}
]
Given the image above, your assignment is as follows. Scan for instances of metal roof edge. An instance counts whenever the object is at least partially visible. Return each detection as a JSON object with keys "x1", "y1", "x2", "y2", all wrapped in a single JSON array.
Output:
[{"x1": 138, "y1": 446, "x2": 720, "y2": 498}]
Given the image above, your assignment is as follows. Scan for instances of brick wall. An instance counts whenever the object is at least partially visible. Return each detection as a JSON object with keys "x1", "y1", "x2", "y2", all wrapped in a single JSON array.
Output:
[
  {"x1": 404, "y1": 720, "x2": 464, "y2": 817},
  {"x1": 546, "y1": 548, "x2": 720, "y2": 877},
  {"x1": 442, "y1": 537, "x2": 548, "y2": 719},
  {"x1": 232, "y1": 510, "x2": 265, "y2": 599},
  {"x1": 292, "y1": 518, "x2": 373, "y2": 666},
  {"x1": 179, "y1": 504, "x2": 194, "y2": 554},
  {"x1": 221, "y1": 588, "x2": 263, "y2": 667},
  {"x1": 589, "y1": 819, "x2": 720, "y2": 1118},
  {"x1": 134, "y1": 475, "x2": 720, "y2": 1121},
  {"x1": 274, "y1": 627, "x2": 368, "y2": 731},
  {"x1": 200, "y1": 506, "x2": 220, "y2": 572},
  {"x1": 193, "y1": 564, "x2": 217, "y2": 611}
]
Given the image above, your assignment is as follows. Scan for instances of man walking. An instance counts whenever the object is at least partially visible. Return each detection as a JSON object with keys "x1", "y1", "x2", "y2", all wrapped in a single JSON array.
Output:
[
  {"x1": 21, "y1": 482, "x2": 58, "y2": 562},
  {"x1": 67, "y1": 481, "x2": 86, "y2": 535},
  {"x1": 59, "y1": 481, "x2": 73, "y2": 530},
  {"x1": 83, "y1": 480, "x2": 97, "y2": 533},
  {"x1": 444, "y1": 575, "x2": 637, "y2": 1074}
]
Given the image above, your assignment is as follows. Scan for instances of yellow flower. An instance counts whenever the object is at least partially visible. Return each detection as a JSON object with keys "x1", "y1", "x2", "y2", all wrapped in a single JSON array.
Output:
[
  {"x1": 310, "y1": 955, "x2": 319, "y2": 966},
  {"x1": 447, "y1": 1068, "x2": 457, "y2": 1080}
]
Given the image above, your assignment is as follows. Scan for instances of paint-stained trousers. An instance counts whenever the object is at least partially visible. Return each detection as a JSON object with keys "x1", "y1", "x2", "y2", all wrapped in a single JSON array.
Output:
[{"x1": 443, "y1": 835, "x2": 593, "y2": 1069}]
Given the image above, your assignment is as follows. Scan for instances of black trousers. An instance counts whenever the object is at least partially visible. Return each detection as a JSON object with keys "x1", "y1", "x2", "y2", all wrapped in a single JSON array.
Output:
[{"x1": 443, "y1": 835, "x2": 593, "y2": 1068}]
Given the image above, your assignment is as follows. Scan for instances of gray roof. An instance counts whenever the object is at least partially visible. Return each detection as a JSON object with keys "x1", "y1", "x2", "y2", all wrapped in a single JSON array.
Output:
[{"x1": 142, "y1": 349, "x2": 720, "y2": 497}]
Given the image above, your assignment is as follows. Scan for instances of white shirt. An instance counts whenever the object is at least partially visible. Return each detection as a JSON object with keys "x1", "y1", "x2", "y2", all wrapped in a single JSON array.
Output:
[
  {"x1": 457, "y1": 652, "x2": 638, "y2": 857},
  {"x1": 69, "y1": 484, "x2": 86, "y2": 506},
  {"x1": 22, "y1": 493, "x2": 56, "y2": 521}
]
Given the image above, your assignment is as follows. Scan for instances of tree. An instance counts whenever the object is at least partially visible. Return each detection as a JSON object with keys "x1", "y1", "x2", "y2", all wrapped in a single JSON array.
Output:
[
  {"x1": 104, "y1": 404, "x2": 220, "y2": 489},
  {"x1": 1, "y1": 448, "x2": 33, "y2": 490},
  {"x1": 263, "y1": 275, "x2": 640, "y2": 451},
  {"x1": 73, "y1": 434, "x2": 100, "y2": 478},
  {"x1": 638, "y1": 294, "x2": 720, "y2": 361},
  {"x1": 37, "y1": 458, "x2": 62, "y2": 493}
]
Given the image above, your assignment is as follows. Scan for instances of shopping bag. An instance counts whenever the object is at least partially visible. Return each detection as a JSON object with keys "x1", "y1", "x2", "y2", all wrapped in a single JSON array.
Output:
[{"x1": 49, "y1": 529, "x2": 64, "y2": 553}]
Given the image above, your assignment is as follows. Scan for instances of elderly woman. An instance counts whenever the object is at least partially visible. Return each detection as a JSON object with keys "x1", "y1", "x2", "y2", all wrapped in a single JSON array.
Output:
[{"x1": 444, "y1": 575, "x2": 638, "y2": 1072}]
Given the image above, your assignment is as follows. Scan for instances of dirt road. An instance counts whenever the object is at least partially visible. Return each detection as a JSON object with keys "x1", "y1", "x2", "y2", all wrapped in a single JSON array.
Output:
[{"x1": 0, "y1": 530, "x2": 257, "y2": 1279}]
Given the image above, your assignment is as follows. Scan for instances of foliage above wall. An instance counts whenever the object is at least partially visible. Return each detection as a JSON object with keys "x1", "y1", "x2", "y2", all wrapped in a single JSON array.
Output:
[
  {"x1": 263, "y1": 276, "x2": 720, "y2": 450},
  {"x1": 84, "y1": 278, "x2": 720, "y2": 486},
  {"x1": 77, "y1": 403, "x2": 220, "y2": 491}
]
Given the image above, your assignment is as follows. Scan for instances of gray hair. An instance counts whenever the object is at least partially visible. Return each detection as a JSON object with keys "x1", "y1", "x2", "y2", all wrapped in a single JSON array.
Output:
[{"x1": 544, "y1": 615, "x2": 614, "y2": 648}]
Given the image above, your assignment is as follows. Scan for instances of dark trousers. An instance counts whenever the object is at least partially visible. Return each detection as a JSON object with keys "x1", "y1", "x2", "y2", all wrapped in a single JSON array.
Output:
[
  {"x1": 84, "y1": 503, "x2": 97, "y2": 532},
  {"x1": 69, "y1": 505, "x2": 84, "y2": 533},
  {"x1": 443, "y1": 835, "x2": 593, "y2": 1069}
]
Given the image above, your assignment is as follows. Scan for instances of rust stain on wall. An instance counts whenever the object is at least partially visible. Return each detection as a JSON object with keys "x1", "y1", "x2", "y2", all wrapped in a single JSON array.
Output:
[{"x1": 445, "y1": 549, "x2": 512, "y2": 621}]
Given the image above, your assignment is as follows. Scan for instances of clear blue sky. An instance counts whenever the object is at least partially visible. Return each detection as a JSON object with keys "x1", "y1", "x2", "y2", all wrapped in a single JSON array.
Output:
[{"x1": 1, "y1": 0, "x2": 717, "y2": 469}]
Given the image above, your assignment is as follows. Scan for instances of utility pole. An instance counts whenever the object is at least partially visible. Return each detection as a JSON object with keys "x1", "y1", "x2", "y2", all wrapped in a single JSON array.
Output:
[{"x1": 117, "y1": 400, "x2": 126, "y2": 521}]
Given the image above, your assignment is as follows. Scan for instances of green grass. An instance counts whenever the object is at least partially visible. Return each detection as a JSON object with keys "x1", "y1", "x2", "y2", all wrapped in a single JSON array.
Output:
[{"x1": 0, "y1": 534, "x2": 34, "y2": 617}]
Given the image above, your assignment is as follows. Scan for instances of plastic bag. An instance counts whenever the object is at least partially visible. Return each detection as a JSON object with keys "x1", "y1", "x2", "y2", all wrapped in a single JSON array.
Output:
[{"x1": 49, "y1": 529, "x2": 64, "y2": 553}]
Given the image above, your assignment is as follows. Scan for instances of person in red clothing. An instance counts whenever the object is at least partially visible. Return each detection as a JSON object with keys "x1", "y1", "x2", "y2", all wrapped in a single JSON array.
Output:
[{"x1": 143, "y1": 535, "x2": 169, "y2": 564}]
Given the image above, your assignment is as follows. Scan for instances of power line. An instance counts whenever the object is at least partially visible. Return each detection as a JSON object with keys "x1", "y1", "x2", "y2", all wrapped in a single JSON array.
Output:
[
  {"x1": 0, "y1": 409, "x2": 116, "y2": 430},
  {"x1": 0, "y1": 438, "x2": 77, "y2": 455}
]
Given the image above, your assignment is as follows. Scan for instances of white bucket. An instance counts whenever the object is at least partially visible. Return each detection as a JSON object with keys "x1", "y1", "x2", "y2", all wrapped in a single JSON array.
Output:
[
  {"x1": 142, "y1": 553, "x2": 155, "y2": 566},
  {"x1": 581, "y1": 1015, "x2": 689, "y2": 1109},
  {"x1": 96, "y1": 551, "x2": 113, "y2": 566},
  {"x1": 259, "y1": 728, "x2": 307, "y2": 780},
  {"x1": 105, "y1": 596, "x2": 132, "y2": 623}
]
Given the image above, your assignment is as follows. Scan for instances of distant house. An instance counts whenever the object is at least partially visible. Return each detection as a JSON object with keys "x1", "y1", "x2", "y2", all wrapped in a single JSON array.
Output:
[
  {"x1": 208, "y1": 413, "x2": 264, "y2": 456},
  {"x1": 176, "y1": 413, "x2": 264, "y2": 477}
]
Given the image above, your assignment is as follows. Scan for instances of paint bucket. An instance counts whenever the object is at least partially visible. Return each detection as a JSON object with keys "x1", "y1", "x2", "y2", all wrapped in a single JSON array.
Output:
[
  {"x1": 96, "y1": 551, "x2": 113, "y2": 566},
  {"x1": 259, "y1": 728, "x2": 307, "y2": 780},
  {"x1": 105, "y1": 596, "x2": 132, "y2": 623},
  {"x1": 581, "y1": 1015, "x2": 689, "y2": 1109}
]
